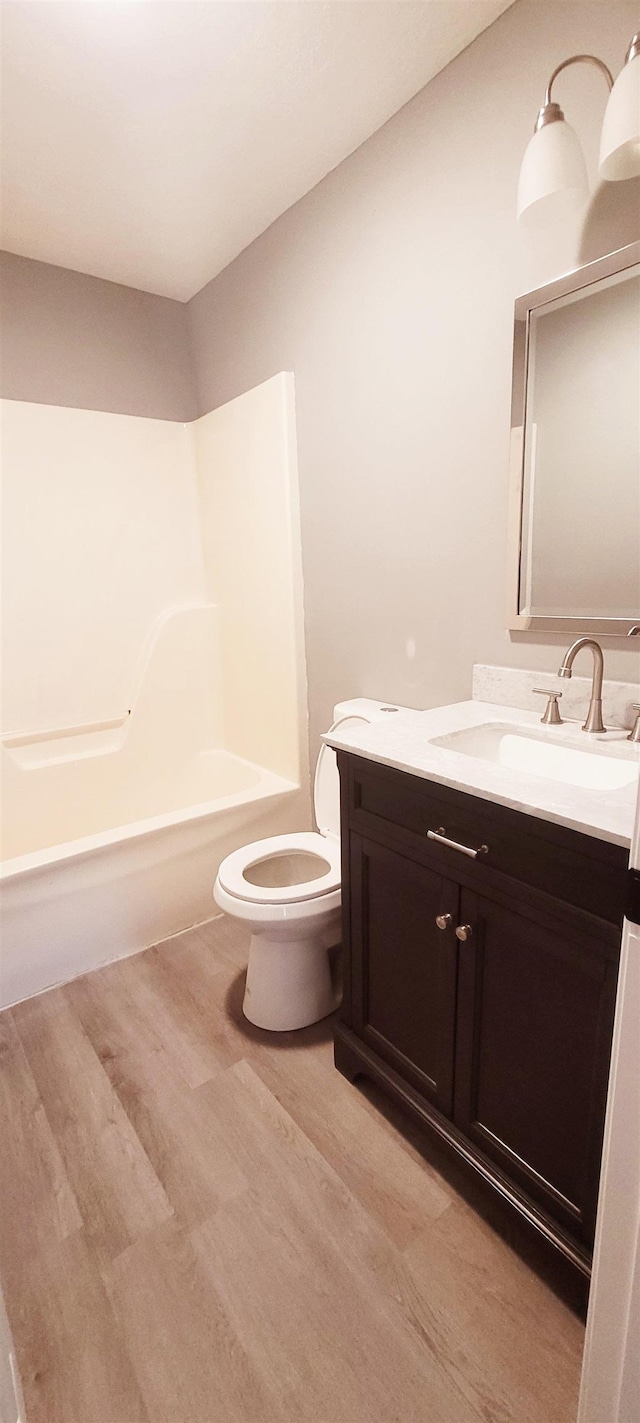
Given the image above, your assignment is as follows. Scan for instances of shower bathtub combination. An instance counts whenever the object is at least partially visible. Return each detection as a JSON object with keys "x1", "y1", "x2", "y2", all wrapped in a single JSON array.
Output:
[{"x1": 0, "y1": 375, "x2": 309, "y2": 1008}]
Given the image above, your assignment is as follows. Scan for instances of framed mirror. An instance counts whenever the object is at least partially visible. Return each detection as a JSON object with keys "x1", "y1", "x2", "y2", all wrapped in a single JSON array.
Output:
[{"x1": 507, "y1": 241, "x2": 640, "y2": 635}]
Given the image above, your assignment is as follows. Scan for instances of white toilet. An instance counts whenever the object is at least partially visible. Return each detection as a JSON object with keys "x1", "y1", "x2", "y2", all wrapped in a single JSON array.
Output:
[{"x1": 213, "y1": 698, "x2": 395, "y2": 1030}]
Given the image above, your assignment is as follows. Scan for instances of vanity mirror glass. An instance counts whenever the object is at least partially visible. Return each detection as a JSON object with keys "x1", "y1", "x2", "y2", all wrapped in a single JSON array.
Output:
[{"x1": 508, "y1": 241, "x2": 640, "y2": 634}]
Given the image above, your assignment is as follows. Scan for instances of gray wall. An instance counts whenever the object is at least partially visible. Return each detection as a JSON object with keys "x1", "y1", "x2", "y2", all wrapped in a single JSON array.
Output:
[
  {"x1": 0, "y1": 251, "x2": 196, "y2": 421},
  {"x1": 186, "y1": 0, "x2": 640, "y2": 754}
]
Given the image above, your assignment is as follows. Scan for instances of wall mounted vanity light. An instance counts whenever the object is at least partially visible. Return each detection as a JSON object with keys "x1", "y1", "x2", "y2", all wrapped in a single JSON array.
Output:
[{"x1": 517, "y1": 34, "x2": 640, "y2": 227}]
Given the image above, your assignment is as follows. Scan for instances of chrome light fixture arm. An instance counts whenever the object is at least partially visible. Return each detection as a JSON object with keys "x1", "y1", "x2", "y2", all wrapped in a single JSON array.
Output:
[
  {"x1": 540, "y1": 51, "x2": 614, "y2": 123},
  {"x1": 535, "y1": 55, "x2": 614, "y2": 132}
]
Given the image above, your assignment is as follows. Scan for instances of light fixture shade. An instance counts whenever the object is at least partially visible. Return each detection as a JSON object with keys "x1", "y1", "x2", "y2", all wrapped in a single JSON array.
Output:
[
  {"x1": 599, "y1": 52, "x2": 640, "y2": 180},
  {"x1": 517, "y1": 118, "x2": 589, "y2": 227}
]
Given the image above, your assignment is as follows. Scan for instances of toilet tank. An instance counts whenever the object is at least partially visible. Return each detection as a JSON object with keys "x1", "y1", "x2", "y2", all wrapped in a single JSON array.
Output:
[
  {"x1": 332, "y1": 698, "x2": 401, "y2": 723},
  {"x1": 314, "y1": 699, "x2": 401, "y2": 840}
]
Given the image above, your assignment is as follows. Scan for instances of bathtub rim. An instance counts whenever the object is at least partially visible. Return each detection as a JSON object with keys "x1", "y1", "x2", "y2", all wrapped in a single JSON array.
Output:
[{"x1": 0, "y1": 764, "x2": 299, "y2": 883}]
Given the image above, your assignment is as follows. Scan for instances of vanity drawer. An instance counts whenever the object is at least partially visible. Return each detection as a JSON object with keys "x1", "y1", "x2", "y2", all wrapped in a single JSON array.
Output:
[{"x1": 341, "y1": 753, "x2": 628, "y2": 929}]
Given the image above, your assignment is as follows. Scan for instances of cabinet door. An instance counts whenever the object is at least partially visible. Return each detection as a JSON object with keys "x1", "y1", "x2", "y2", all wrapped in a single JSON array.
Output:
[
  {"x1": 453, "y1": 888, "x2": 618, "y2": 1244},
  {"x1": 350, "y1": 834, "x2": 459, "y2": 1116}
]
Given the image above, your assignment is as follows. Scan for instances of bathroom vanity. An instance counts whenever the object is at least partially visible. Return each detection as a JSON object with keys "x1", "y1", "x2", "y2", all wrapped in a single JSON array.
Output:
[{"x1": 326, "y1": 689, "x2": 638, "y2": 1291}]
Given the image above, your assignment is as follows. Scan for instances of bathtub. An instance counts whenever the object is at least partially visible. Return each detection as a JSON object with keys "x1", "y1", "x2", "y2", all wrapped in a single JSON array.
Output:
[
  {"x1": 0, "y1": 745, "x2": 300, "y2": 1009},
  {"x1": 0, "y1": 603, "x2": 308, "y2": 1008}
]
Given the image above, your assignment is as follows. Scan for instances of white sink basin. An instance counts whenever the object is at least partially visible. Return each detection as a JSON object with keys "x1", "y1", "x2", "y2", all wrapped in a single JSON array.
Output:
[{"x1": 430, "y1": 723, "x2": 639, "y2": 791}]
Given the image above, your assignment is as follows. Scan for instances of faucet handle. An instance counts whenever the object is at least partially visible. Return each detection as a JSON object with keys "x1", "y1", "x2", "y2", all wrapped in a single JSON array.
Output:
[
  {"x1": 628, "y1": 705, "x2": 640, "y2": 743},
  {"x1": 532, "y1": 688, "x2": 564, "y2": 725}
]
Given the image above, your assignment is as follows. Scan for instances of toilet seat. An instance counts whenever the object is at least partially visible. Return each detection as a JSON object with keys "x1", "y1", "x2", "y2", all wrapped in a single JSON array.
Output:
[{"x1": 217, "y1": 830, "x2": 340, "y2": 905}]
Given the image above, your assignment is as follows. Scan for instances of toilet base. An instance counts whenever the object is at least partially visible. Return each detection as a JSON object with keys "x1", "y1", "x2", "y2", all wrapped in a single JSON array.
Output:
[{"x1": 243, "y1": 928, "x2": 340, "y2": 1031}]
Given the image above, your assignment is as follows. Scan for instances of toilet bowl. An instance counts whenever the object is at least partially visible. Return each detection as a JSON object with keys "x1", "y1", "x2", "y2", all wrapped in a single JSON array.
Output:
[{"x1": 213, "y1": 698, "x2": 394, "y2": 1030}]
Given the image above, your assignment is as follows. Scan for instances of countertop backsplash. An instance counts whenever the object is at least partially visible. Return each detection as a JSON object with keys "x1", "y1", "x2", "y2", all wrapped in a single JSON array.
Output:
[{"x1": 472, "y1": 665, "x2": 640, "y2": 732}]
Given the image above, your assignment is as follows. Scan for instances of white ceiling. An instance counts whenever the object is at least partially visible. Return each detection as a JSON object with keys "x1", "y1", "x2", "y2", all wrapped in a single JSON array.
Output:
[{"x1": 1, "y1": 0, "x2": 514, "y2": 301}]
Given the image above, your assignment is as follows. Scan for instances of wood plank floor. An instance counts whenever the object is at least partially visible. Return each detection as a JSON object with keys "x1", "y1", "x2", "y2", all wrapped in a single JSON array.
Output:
[{"x1": 0, "y1": 916, "x2": 585, "y2": 1423}]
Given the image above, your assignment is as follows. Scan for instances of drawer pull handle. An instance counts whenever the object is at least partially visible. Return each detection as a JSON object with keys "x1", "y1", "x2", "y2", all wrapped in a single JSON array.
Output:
[
  {"x1": 455, "y1": 923, "x2": 473, "y2": 942},
  {"x1": 427, "y1": 827, "x2": 488, "y2": 859},
  {"x1": 435, "y1": 913, "x2": 453, "y2": 930}
]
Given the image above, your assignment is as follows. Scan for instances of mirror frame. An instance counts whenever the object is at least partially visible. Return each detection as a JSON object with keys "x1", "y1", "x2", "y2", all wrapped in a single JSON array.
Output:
[{"x1": 506, "y1": 239, "x2": 640, "y2": 636}]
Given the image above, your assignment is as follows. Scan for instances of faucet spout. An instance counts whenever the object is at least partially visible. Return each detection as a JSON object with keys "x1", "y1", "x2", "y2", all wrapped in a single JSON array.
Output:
[{"x1": 558, "y1": 638, "x2": 606, "y2": 734}]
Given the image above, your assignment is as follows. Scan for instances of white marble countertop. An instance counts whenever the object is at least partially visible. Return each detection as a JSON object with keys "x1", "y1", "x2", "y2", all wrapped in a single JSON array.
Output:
[{"x1": 323, "y1": 700, "x2": 639, "y2": 848}]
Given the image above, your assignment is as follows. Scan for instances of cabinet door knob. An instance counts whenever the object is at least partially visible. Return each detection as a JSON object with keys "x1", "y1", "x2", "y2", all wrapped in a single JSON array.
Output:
[
  {"x1": 435, "y1": 913, "x2": 453, "y2": 930},
  {"x1": 455, "y1": 923, "x2": 473, "y2": 942}
]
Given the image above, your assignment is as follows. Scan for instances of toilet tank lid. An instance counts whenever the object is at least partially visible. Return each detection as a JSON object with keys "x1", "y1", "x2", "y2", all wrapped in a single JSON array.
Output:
[
  {"x1": 332, "y1": 697, "x2": 401, "y2": 721},
  {"x1": 314, "y1": 715, "x2": 370, "y2": 838}
]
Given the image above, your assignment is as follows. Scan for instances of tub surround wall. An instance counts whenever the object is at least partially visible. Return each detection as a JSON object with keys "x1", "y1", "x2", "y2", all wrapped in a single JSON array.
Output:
[
  {"x1": 185, "y1": 0, "x2": 640, "y2": 759},
  {"x1": 193, "y1": 374, "x2": 306, "y2": 784},
  {"x1": 1, "y1": 376, "x2": 307, "y2": 783},
  {"x1": 1, "y1": 399, "x2": 205, "y2": 735},
  {"x1": 0, "y1": 250, "x2": 196, "y2": 421}
]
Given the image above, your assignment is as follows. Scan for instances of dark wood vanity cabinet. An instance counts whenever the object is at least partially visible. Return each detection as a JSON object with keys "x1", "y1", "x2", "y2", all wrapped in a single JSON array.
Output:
[
  {"x1": 349, "y1": 838, "x2": 459, "y2": 1117},
  {"x1": 335, "y1": 752, "x2": 627, "y2": 1281}
]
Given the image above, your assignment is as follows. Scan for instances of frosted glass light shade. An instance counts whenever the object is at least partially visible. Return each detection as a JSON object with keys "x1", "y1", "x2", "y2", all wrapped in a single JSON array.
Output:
[
  {"x1": 599, "y1": 53, "x2": 640, "y2": 180},
  {"x1": 517, "y1": 117, "x2": 589, "y2": 227}
]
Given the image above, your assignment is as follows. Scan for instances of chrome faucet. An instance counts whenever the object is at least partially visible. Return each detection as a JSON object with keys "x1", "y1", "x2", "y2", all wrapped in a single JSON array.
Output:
[{"x1": 558, "y1": 638, "x2": 606, "y2": 734}]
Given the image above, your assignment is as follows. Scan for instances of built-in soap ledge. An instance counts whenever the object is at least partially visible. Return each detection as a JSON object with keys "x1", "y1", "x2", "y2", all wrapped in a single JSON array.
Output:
[
  {"x1": 472, "y1": 665, "x2": 640, "y2": 732},
  {"x1": 1, "y1": 713, "x2": 130, "y2": 767}
]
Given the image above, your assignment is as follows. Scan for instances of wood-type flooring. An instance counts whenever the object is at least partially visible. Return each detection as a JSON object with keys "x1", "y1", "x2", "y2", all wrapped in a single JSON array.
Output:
[{"x1": 0, "y1": 915, "x2": 584, "y2": 1423}]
